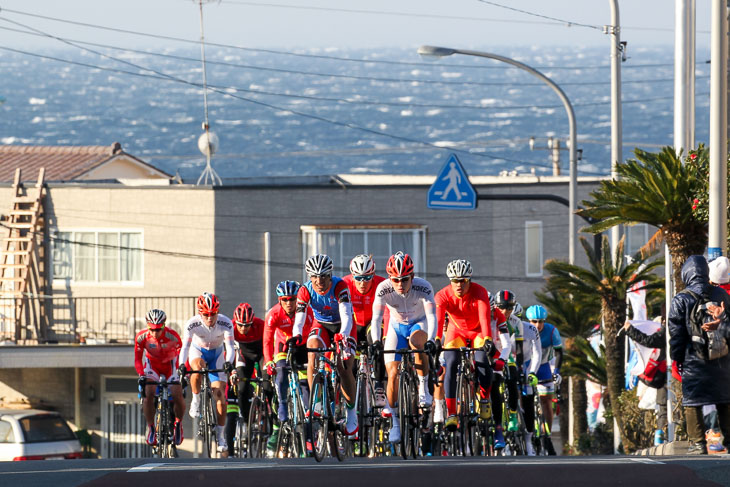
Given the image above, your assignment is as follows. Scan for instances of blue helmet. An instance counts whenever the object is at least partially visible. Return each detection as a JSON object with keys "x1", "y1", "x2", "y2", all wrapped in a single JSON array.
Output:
[
  {"x1": 525, "y1": 305, "x2": 548, "y2": 321},
  {"x1": 276, "y1": 280, "x2": 300, "y2": 298}
]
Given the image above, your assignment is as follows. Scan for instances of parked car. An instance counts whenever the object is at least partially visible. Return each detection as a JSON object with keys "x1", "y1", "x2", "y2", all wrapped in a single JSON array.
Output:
[{"x1": 0, "y1": 409, "x2": 82, "y2": 461}]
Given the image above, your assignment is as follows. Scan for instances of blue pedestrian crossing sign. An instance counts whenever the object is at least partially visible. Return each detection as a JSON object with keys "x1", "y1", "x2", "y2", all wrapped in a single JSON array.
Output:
[{"x1": 427, "y1": 153, "x2": 477, "y2": 210}]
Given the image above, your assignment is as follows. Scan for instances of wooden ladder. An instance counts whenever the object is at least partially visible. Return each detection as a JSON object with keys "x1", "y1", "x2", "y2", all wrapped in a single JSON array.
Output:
[{"x1": 0, "y1": 168, "x2": 46, "y2": 343}]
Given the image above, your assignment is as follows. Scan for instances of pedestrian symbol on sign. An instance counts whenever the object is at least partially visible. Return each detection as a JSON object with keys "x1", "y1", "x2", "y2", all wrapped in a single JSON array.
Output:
[{"x1": 427, "y1": 153, "x2": 477, "y2": 210}]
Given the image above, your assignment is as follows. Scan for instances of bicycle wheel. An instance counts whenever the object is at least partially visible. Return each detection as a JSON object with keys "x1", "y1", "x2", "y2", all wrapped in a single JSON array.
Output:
[
  {"x1": 292, "y1": 387, "x2": 308, "y2": 458},
  {"x1": 455, "y1": 374, "x2": 471, "y2": 456},
  {"x1": 398, "y1": 370, "x2": 412, "y2": 459},
  {"x1": 247, "y1": 396, "x2": 265, "y2": 458},
  {"x1": 308, "y1": 373, "x2": 328, "y2": 462},
  {"x1": 355, "y1": 374, "x2": 369, "y2": 457},
  {"x1": 154, "y1": 399, "x2": 167, "y2": 458},
  {"x1": 203, "y1": 391, "x2": 216, "y2": 458}
]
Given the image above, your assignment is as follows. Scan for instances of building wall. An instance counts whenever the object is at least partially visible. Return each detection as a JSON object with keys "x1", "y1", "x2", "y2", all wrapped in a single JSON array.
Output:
[{"x1": 213, "y1": 180, "x2": 599, "y2": 314}]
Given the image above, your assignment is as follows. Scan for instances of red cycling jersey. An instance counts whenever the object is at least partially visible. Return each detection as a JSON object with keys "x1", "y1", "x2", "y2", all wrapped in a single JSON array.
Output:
[
  {"x1": 234, "y1": 316, "x2": 265, "y2": 343},
  {"x1": 264, "y1": 303, "x2": 313, "y2": 364},
  {"x1": 134, "y1": 328, "x2": 183, "y2": 377},
  {"x1": 435, "y1": 282, "x2": 493, "y2": 340},
  {"x1": 343, "y1": 274, "x2": 390, "y2": 330}
]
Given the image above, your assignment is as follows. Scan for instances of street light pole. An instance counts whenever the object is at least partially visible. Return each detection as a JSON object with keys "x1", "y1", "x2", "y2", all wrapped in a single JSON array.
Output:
[{"x1": 417, "y1": 46, "x2": 578, "y2": 265}]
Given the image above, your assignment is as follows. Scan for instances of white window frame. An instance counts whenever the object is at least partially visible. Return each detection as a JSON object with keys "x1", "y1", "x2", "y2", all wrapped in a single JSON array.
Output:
[
  {"x1": 51, "y1": 228, "x2": 144, "y2": 287},
  {"x1": 300, "y1": 225, "x2": 427, "y2": 279},
  {"x1": 525, "y1": 220, "x2": 543, "y2": 277}
]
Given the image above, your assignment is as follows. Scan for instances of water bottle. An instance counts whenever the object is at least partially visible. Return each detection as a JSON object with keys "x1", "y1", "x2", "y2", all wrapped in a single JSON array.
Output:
[{"x1": 654, "y1": 429, "x2": 665, "y2": 446}]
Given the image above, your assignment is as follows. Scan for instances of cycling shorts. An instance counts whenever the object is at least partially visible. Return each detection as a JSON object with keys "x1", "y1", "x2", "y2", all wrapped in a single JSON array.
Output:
[
  {"x1": 443, "y1": 326, "x2": 488, "y2": 350},
  {"x1": 535, "y1": 362, "x2": 555, "y2": 396},
  {"x1": 383, "y1": 321, "x2": 424, "y2": 363},
  {"x1": 307, "y1": 321, "x2": 340, "y2": 347},
  {"x1": 190, "y1": 345, "x2": 227, "y2": 384},
  {"x1": 142, "y1": 358, "x2": 179, "y2": 383}
]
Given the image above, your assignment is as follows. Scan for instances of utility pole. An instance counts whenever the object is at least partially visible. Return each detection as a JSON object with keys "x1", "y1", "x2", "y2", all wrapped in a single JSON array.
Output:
[{"x1": 708, "y1": 0, "x2": 728, "y2": 260}]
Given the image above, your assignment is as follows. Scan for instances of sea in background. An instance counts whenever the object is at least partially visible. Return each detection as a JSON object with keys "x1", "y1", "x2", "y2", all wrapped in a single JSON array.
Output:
[{"x1": 0, "y1": 45, "x2": 711, "y2": 181}]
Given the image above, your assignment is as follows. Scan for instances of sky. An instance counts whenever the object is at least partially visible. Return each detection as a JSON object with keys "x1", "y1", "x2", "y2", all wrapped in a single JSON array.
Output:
[{"x1": 0, "y1": 0, "x2": 715, "y2": 52}]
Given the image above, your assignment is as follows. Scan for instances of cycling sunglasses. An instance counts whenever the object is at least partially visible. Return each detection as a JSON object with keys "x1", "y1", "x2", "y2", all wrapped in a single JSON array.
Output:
[
  {"x1": 354, "y1": 274, "x2": 374, "y2": 282},
  {"x1": 391, "y1": 275, "x2": 411, "y2": 283},
  {"x1": 279, "y1": 296, "x2": 296, "y2": 302},
  {"x1": 235, "y1": 321, "x2": 253, "y2": 327},
  {"x1": 450, "y1": 278, "x2": 470, "y2": 284},
  {"x1": 200, "y1": 312, "x2": 218, "y2": 318}
]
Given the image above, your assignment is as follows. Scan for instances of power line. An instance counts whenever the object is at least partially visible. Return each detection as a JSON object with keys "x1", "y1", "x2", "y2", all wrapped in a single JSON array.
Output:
[
  {"x1": 0, "y1": 7, "x2": 679, "y2": 70},
  {"x1": 19, "y1": 223, "x2": 546, "y2": 282},
  {"x1": 0, "y1": 32, "x2": 701, "y2": 113},
  {"x1": 475, "y1": 0, "x2": 603, "y2": 31},
  {"x1": 0, "y1": 44, "x2": 530, "y2": 166}
]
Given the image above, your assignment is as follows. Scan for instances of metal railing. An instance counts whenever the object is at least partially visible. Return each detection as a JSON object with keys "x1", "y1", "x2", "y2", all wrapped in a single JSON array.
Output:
[{"x1": 0, "y1": 296, "x2": 197, "y2": 344}]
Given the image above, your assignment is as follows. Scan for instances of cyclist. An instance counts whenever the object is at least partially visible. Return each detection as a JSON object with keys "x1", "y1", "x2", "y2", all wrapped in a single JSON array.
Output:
[
  {"x1": 263, "y1": 280, "x2": 314, "y2": 452},
  {"x1": 524, "y1": 304, "x2": 563, "y2": 456},
  {"x1": 292, "y1": 254, "x2": 359, "y2": 437},
  {"x1": 495, "y1": 293, "x2": 542, "y2": 453},
  {"x1": 343, "y1": 254, "x2": 389, "y2": 406},
  {"x1": 134, "y1": 309, "x2": 185, "y2": 446},
  {"x1": 435, "y1": 259, "x2": 495, "y2": 438},
  {"x1": 370, "y1": 251, "x2": 438, "y2": 443},
  {"x1": 178, "y1": 292, "x2": 235, "y2": 453},
  {"x1": 226, "y1": 302, "x2": 265, "y2": 457}
]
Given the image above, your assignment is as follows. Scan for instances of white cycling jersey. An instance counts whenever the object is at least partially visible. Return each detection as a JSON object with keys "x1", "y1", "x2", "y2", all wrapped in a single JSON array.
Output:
[
  {"x1": 179, "y1": 313, "x2": 235, "y2": 366},
  {"x1": 369, "y1": 277, "x2": 437, "y2": 342},
  {"x1": 516, "y1": 319, "x2": 542, "y2": 375}
]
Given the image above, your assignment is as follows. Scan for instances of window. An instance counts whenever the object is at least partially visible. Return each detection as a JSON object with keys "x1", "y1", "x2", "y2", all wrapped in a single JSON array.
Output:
[
  {"x1": 52, "y1": 230, "x2": 143, "y2": 284},
  {"x1": 19, "y1": 415, "x2": 77, "y2": 443},
  {"x1": 525, "y1": 221, "x2": 543, "y2": 277},
  {"x1": 0, "y1": 420, "x2": 14, "y2": 443},
  {"x1": 301, "y1": 225, "x2": 426, "y2": 277},
  {"x1": 626, "y1": 223, "x2": 649, "y2": 257}
]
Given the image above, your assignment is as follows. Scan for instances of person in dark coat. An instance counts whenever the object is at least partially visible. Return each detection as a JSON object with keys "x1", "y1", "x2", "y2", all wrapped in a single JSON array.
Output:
[{"x1": 668, "y1": 255, "x2": 730, "y2": 454}]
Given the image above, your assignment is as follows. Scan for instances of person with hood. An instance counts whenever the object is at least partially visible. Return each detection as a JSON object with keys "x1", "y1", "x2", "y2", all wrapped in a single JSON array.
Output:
[{"x1": 668, "y1": 255, "x2": 730, "y2": 454}]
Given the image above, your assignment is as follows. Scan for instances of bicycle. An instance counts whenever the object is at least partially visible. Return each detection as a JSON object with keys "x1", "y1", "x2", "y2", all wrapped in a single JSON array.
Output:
[
  {"x1": 307, "y1": 346, "x2": 349, "y2": 462},
  {"x1": 143, "y1": 375, "x2": 179, "y2": 458},
  {"x1": 383, "y1": 347, "x2": 430, "y2": 459},
  {"x1": 500, "y1": 366, "x2": 527, "y2": 456},
  {"x1": 442, "y1": 347, "x2": 483, "y2": 457},
  {"x1": 532, "y1": 388, "x2": 552, "y2": 456},
  {"x1": 246, "y1": 374, "x2": 275, "y2": 458},
  {"x1": 184, "y1": 366, "x2": 227, "y2": 458},
  {"x1": 274, "y1": 346, "x2": 309, "y2": 458},
  {"x1": 353, "y1": 342, "x2": 380, "y2": 457}
]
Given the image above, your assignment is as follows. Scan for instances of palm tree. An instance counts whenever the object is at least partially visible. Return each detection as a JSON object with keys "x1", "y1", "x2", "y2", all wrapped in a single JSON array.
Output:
[
  {"x1": 543, "y1": 235, "x2": 664, "y2": 448},
  {"x1": 534, "y1": 289, "x2": 600, "y2": 446},
  {"x1": 577, "y1": 146, "x2": 705, "y2": 291}
]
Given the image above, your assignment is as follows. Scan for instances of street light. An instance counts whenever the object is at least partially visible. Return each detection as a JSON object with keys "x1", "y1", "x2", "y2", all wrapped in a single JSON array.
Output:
[{"x1": 417, "y1": 45, "x2": 578, "y2": 265}]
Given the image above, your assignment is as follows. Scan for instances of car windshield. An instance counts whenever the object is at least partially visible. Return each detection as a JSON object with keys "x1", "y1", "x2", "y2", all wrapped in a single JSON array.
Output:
[{"x1": 19, "y1": 415, "x2": 77, "y2": 443}]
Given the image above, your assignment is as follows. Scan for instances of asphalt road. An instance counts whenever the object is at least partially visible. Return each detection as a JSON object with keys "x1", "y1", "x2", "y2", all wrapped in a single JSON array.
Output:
[{"x1": 1, "y1": 455, "x2": 729, "y2": 487}]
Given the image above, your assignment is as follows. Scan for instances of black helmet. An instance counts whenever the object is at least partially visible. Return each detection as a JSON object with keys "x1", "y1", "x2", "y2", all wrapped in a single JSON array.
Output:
[{"x1": 495, "y1": 290, "x2": 516, "y2": 309}]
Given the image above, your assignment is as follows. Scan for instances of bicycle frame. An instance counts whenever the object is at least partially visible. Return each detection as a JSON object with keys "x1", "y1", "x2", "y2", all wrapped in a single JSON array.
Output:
[
  {"x1": 307, "y1": 346, "x2": 347, "y2": 462},
  {"x1": 275, "y1": 347, "x2": 308, "y2": 458}
]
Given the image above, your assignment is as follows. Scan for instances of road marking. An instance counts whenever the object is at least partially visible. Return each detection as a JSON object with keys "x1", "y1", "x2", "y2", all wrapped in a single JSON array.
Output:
[
  {"x1": 128, "y1": 463, "x2": 165, "y2": 472},
  {"x1": 629, "y1": 458, "x2": 665, "y2": 464}
]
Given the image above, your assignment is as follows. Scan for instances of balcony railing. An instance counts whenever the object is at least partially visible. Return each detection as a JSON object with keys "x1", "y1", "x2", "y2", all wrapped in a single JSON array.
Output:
[{"x1": 0, "y1": 296, "x2": 197, "y2": 344}]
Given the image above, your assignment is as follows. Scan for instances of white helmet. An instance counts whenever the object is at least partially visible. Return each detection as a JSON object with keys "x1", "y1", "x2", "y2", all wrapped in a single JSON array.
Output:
[
  {"x1": 446, "y1": 259, "x2": 473, "y2": 280},
  {"x1": 305, "y1": 254, "x2": 333, "y2": 276},
  {"x1": 350, "y1": 254, "x2": 375, "y2": 277}
]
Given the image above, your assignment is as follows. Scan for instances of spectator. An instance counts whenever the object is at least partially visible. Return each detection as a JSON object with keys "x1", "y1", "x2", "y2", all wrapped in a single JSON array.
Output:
[
  {"x1": 621, "y1": 317, "x2": 668, "y2": 445},
  {"x1": 709, "y1": 256, "x2": 730, "y2": 294},
  {"x1": 668, "y1": 255, "x2": 730, "y2": 454}
]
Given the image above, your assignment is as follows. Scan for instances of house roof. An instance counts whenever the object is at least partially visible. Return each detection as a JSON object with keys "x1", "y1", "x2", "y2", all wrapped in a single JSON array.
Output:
[{"x1": 0, "y1": 142, "x2": 171, "y2": 182}]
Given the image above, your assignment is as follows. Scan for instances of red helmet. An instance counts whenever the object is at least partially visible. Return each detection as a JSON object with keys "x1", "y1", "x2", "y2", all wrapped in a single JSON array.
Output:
[
  {"x1": 233, "y1": 302, "x2": 254, "y2": 324},
  {"x1": 386, "y1": 251, "x2": 414, "y2": 278},
  {"x1": 197, "y1": 292, "x2": 220, "y2": 315}
]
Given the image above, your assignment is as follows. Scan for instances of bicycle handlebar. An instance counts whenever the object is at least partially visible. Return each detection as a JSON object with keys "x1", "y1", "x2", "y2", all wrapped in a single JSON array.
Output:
[
  {"x1": 182, "y1": 368, "x2": 227, "y2": 375},
  {"x1": 382, "y1": 348, "x2": 428, "y2": 354},
  {"x1": 305, "y1": 347, "x2": 337, "y2": 353}
]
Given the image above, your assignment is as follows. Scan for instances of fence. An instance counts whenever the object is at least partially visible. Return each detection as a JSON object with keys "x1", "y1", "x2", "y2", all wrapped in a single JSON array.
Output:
[{"x1": 0, "y1": 296, "x2": 196, "y2": 344}]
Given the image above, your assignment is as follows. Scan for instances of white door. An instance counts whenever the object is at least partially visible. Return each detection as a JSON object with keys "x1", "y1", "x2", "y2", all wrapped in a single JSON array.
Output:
[{"x1": 100, "y1": 375, "x2": 151, "y2": 458}]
